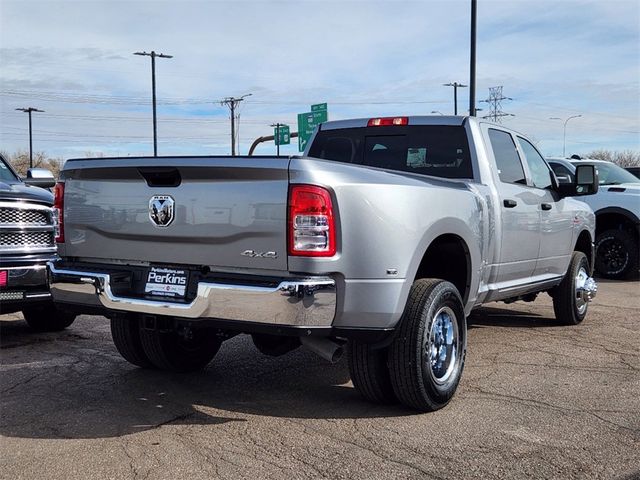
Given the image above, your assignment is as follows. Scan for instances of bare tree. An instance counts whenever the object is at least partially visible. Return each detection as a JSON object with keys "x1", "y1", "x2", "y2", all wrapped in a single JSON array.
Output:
[
  {"x1": 2, "y1": 150, "x2": 64, "y2": 178},
  {"x1": 584, "y1": 150, "x2": 640, "y2": 168}
]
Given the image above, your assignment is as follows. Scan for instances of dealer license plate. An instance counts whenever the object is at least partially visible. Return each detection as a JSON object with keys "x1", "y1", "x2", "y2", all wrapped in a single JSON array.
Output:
[{"x1": 144, "y1": 267, "x2": 188, "y2": 298}]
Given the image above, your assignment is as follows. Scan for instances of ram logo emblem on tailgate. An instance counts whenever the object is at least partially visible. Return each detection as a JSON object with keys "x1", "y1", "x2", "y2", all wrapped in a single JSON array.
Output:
[{"x1": 149, "y1": 195, "x2": 175, "y2": 227}]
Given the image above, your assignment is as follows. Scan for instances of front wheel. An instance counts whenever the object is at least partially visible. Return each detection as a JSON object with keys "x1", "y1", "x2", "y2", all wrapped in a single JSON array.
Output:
[
  {"x1": 552, "y1": 251, "x2": 596, "y2": 325},
  {"x1": 595, "y1": 229, "x2": 639, "y2": 280},
  {"x1": 389, "y1": 279, "x2": 467, "y2": 412},
  {"x1": 22, "y1": 302, "x2": 76, "y2": 332}
]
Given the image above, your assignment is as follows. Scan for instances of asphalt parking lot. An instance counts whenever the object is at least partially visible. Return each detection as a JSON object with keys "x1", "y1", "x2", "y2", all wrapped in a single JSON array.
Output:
[{"x1": 1, "y1": 279, "x2": 639, "y2": 480}]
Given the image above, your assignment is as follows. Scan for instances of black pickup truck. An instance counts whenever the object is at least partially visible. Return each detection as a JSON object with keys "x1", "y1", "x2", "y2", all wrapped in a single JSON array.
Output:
[{"x1": 0, "y1": 154, "x2": 76, "y2": 330}]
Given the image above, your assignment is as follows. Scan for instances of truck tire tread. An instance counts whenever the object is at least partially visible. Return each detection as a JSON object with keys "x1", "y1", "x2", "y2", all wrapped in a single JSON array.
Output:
[
  {"x1": 110, "y1": 316, "x2": 155, "y2": 368},
  {"x1": 553, "y1": 251, "x2": 590, "y2": 325},
  {"x1": 595, "y1": 229, "x2": 639, "y2": 280},
  {"x1": 139, "y1": 326, "x2": 221, "y2": 373},
  {"x1": 389, "y1": 279, "x2": 466, "y2": 412},
  {"x1": 348, "y1": 340, "x2": 397, "y2": 404}
]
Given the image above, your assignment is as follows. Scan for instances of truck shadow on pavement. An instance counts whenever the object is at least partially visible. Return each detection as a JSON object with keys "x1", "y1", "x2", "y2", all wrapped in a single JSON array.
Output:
[
  {"x1": 0, "y1": 317, "x2": 413, "y2": 440},
  {"x1": 468, "y1": 306, "x2": 562, "y2": 329},
  {"x1": 1, "y1": 302, "x2": 570, "y2": 441}
]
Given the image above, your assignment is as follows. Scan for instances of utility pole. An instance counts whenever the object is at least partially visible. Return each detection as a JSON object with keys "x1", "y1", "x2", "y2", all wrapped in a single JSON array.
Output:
[
  {"x1": 271, "y1": 123, "x2": 281, "y2": 156},
  {"x1": 550, "y1": 115, "x2": 582, "y2": 156},
  {"x1": 469, "y1": 0, "x2": 477, "y2": 116},
  {"x1": 15, "y1": 107, "x2": 44, "y2": 168},
  {"x1": 134, "y1": 50, "x2": 173, "y2": 157},
  {"x1": 221, "y1": 94, "x2": 252, "y2": 156},
  {"x1": 443, "y1": 82, "x2": 468, "y2": 115},
  {"x1": 481, "y1": 86, "x2": 513, "y2": 123}
]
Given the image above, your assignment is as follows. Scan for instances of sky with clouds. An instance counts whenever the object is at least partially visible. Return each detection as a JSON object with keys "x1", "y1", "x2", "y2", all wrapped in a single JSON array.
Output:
[{"x1": 1, "y1": 0, "x2": 638, "y2": 159}]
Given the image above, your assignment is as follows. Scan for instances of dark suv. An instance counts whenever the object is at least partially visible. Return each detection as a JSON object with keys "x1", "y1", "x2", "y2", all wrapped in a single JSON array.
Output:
[{"x1": 0, "y1": 154, "x2": 76, "y2": 330}]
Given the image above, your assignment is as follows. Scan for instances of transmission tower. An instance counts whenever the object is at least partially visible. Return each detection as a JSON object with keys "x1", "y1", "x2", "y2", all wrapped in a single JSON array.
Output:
[{"x1": 481, "y1": 86, "x2": 513, "y2": 123}]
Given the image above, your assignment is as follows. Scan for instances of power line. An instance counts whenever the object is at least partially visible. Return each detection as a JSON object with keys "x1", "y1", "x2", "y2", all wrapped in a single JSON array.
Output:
[{"x1": 1, "y1": 89, "x2": 449, "y2": 106}]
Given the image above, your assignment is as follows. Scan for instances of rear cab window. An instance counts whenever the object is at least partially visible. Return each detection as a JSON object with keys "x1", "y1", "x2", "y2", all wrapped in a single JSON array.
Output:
[
  {"x1": 487, "y1": 128, "x2": 526, "y2": 185},
  {"x1": 308, "y1": 125, "x2": 473, "y2": 179}
]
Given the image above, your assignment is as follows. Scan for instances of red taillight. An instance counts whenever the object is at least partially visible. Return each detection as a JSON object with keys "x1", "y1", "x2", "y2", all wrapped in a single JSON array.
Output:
[
  {"x1": 288, "y1": 185, "x2": 336, "y2": 257},
  {"x1": 367, "y1": 117, "x2": 409, "y2": 127},
  {"x1": 54, "y1": 181, "x2": 65, "y2": 243}
]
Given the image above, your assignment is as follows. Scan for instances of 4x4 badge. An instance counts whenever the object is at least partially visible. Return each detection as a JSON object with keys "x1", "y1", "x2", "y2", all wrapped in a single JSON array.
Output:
[{"x1": 149, "y1": 195, "x2": 175, "y2": 227}]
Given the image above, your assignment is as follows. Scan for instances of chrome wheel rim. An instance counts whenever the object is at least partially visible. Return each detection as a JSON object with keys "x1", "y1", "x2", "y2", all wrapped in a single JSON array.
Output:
[
  {"x1": 424, "y1": 306, "x2": 459, "y2": 385},
  {"x1": 574, "y1": 266, "x2": 589, "y2": 315}
]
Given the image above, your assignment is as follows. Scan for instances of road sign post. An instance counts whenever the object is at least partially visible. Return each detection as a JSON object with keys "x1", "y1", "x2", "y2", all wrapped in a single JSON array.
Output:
[
  {"x1": 297, "y1": 104, "x2": 328, "y2": 152},
  {"x1": 272, "y1": 124, "x2": 290, "y2": 156}
]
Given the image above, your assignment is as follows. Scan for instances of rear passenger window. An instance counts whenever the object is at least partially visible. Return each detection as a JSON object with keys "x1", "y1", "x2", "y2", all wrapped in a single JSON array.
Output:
[
  {"x1": 308, "y1": 125, "x2": 473, "y2": 179},
  {"x1": 488, "y1": 129, "x2": 526, "y2": 185},
  {"x1": 550, "y1": 163, "x2": 575, "y2": 182}
]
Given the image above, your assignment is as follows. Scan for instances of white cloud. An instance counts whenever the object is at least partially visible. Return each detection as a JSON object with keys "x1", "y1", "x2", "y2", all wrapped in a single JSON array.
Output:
[{"x1": 1, "y1": 0, "x2": 638, "y2": 158}]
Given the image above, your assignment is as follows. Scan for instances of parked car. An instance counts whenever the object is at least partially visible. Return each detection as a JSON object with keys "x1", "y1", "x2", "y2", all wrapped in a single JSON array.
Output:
[
  {"x1": 625, "y1": 166, "x2": 640, "y2": 179},
  {"x1": 0, "y1": 154, "x2": 76, "y2": 330},
  {"x1": 49, "y1": 116, "x2": 598, "y2": 412},
  {"x1": 547, "y1": 157, "x2": 640, "y2": 279}
]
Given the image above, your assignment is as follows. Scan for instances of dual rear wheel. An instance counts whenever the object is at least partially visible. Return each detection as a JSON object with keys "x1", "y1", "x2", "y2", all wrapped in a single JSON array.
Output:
[
  {"x1": 110, "y1": 315, "x2": 221, "y2": 372},
  {"x1": 349, "y1": 279, "x2": 467, "y2": 412}
]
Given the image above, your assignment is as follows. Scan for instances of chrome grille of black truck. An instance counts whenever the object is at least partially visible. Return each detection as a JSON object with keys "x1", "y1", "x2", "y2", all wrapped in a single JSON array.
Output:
[
  {"x1": 0, "y1": 202, "x2": 56, "y2": 254},
  {"x1": 0, "y1": 207, "x2": 49, "y2": 225}
]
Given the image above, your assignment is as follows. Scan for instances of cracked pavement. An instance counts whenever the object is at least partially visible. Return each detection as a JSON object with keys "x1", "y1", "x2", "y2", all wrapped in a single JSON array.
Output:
[{"x1": 1, "y1": 279, "x2": 639, "y2": 479}]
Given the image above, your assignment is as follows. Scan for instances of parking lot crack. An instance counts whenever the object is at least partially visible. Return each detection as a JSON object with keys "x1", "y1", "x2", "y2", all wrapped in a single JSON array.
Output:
[
  {"x1": 473, "y1": 388, "x2": 640, "y2": 435},
  {"x1": 291, "y1": 419, "x2": 446, "y2": 479}
]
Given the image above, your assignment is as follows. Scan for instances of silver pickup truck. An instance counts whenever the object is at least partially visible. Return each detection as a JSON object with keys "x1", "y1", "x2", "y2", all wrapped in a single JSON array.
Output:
[{"x1": 49, "y1": 116, "x2": 599, "y2": 412}]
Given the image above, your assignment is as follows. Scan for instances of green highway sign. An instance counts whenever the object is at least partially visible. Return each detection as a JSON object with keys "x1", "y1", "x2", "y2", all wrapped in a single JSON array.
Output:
[
  {"x1": 297, "y1": 107, "x2": 328, "y2": 151},
  {"x1": 274, "y1": 124, "x2": 290, "y2": 145},
  {"x1": 311, "y1": 103, "x2": 327, "y2": 112}
]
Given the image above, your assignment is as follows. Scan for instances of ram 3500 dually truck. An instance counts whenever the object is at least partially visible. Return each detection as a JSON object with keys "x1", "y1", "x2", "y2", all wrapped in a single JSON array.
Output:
[{"x1": 49, "y1": 116, "x2": 599, "y2": 412}]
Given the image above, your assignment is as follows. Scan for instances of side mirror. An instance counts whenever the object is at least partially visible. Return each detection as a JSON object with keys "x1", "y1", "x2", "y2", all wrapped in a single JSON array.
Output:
[
  {"x1": 558, "y1": 164, "x2": 598, "y2": 197},
  {"x1": 23, "y1": 168, "x2": 56, "y2": 188},
  {"x1": 575, "y1": 164, "x2": 599, "y2": 195},
  {"x1": 555, "y1": 174, "x2": 571, "y2": 185}
]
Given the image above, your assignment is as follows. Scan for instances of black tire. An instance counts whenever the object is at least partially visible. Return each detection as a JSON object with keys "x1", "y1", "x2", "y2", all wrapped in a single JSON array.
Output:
[
  {"x1": 595, "y1": 229, "x2": 639, "y2": 280},
  {"x1": 22, "y1": 302, "x2": 76, "y2": 332},
  {"x1": 389, "y1": 279, "x2": 466, "y2": 412},
  {"x1": 348, "y1": 340, "x2": 397, "y2": 405},
  {"x1": 553, "y1": 251, "x2": 591, "y2": 325},
  {"x1": 110, "y1": 316, "x2": 154, "y2": 368},
  {"x1": 139, "y1": 325, "x2": 221, "y2": 372}
]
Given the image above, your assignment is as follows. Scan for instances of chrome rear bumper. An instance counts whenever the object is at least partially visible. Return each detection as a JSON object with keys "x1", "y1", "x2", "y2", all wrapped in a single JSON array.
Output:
[{"x1": 49, "y1": 263, "x2": 336, "y2": 327}]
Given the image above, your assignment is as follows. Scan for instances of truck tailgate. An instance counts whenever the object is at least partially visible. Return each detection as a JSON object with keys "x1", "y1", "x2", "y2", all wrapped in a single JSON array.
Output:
[{"x1": 60, "y1": 157, "x2": 289, "y2": 271}]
